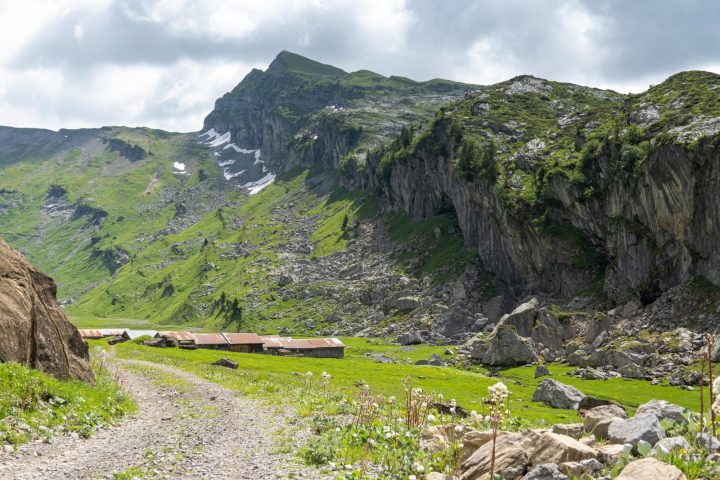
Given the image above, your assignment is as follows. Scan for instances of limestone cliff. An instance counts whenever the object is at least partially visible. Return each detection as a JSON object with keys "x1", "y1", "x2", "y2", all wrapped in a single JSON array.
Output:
[{"x1": 358, "y1": 72, "x2": 720, "y2": 303}]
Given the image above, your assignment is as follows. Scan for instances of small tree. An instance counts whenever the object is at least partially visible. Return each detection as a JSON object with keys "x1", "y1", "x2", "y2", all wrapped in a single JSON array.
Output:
[{"x1": 341, "y1": 213, "x2": 349, "y2": 232}]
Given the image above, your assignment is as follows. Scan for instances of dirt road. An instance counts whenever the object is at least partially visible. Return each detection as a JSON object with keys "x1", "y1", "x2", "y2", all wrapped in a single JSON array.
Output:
[{"x1": 0, "y1": 360, "x2": 328, "y2": 479}]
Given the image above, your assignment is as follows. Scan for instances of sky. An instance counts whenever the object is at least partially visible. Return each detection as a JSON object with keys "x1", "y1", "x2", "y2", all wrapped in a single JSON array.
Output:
[{"x1": 0, "y1": 0, "x2": 718, "y2": 132}]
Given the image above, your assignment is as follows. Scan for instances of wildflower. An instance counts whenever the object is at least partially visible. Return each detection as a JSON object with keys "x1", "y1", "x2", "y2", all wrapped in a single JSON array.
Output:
[
  {"x1": 713, "y1": 378, "x2": 720, "y2": 415},
  {"x1": 368, "y1": 438, "x2": 376, "y2": 446},
  {"x1": 383, "y1": 425, "x2": 391, "y2": 432},
  {"x1": 458, "y1": 443, "x2": 464, "y2": 448},
  {"x1": 454, "y1": 425, "x2": 464, "y2": 433},
  {"x1": 415, "y1": 463, "x2": 425, "y2": 473},
  {"x1": 488, "y1": 382, "x2": 509, "y2": 402},
  {"x1": 427, "y1": 414, "x2": 436, "y2": 422},
  {"x1": 322, "y1": 371, "x2": 331, "y2": 379},
  {"x1": 438, "y1": 393, "x2": 444, "y2": 401},
  {"x1": 306, "y1": 371, "x2": 313, "y2": 377},
  {"x1": 388, "y1": 396, "x2": 396, "y2": 404},
  {"x1": 409, "y1": 476, "x2": 417, "y2": 480}
]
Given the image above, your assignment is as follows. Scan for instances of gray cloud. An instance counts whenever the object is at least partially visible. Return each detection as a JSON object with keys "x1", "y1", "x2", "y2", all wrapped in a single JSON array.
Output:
[{"x1": 1, "y1": 0, "x2": 718, "y2": 131}]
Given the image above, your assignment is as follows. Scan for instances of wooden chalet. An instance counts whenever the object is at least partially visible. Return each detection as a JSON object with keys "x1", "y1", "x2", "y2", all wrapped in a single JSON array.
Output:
[
  {"x1": 221, "y1": 333, "x2": 265, "y2": 353},
  {"x1": 261, "y1": 337, "x2": 345, "y2": 358}
]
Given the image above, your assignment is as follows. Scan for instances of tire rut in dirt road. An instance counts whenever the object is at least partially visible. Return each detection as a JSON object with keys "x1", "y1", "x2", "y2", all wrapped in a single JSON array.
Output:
[{"x1": 0, "y1": 359, "x2": 329, "y2": 479}]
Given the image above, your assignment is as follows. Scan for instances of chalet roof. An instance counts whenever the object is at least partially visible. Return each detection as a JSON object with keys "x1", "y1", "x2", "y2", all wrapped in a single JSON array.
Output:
[
  {"x1": 221, "y1": 333, "x2": 265, "y2": 345},
  {"x1": 191, "y1": 333, "x2": 229, "y2": 346},
  {"x1": 79, "y1": 329, "x2": 128, "y2": 339},
  {"x1": 157, "y1": 331, "x2": 195, "y2": 342},
  {"x1": 261, "y1": 337, "x2": 345, "y2": 349}
]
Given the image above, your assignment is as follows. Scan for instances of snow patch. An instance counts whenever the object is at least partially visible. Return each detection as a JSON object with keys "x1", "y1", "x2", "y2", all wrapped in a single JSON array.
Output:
[
  {"x1": 173, "y1": 162, "x2": 186, "y2": 171},
  {"x1": 243, "y1": 172, "x2": 276, "y2": 195},
  {"x1": 218, "y1": 159, "x2": 236, "y2": 167},
  {"x1": 224, "y1": 169, "x2": 246, "y2": 181},
  {"x1": 208, "y1": 131, "x2": 231, "y2": 147},
  {"x1": 199, "y1": 128, "x2": 231, "y2": 147}
]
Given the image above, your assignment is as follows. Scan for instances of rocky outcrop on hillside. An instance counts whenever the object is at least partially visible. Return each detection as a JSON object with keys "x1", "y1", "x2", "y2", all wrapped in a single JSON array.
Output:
[
  {"x1": 358, "y1": 72, "x2": 720, "y2": 311},
  {"x1": 0, "y1": 239, "x2": 93, "y2": 383}
]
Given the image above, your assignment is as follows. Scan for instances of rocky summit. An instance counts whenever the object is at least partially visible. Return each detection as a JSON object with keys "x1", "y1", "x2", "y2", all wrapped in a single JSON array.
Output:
[{"x1": 0, "y1": 239, "x2": 93, "y2": 383}]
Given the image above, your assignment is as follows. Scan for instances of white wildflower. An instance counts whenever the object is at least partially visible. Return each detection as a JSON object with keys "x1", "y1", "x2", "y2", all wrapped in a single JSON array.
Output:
[
  {"x1": 306, "y1": 371, "x2": 313, "y2": 377},
  {"x1": 388, "y1": 396, "x2": 396, "y2": 404},
  {"x1": 427, "y1": 414, "x2": 436, "y2": 422},
  {"x1": 409, "y1": 476, "x2": 417, "y2": 480},
  {"x1": 454, "y1": 425, "x2": 464, "y2": 433}
]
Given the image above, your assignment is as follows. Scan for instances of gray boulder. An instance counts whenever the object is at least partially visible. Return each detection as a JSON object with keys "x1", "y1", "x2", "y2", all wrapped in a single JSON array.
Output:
[
  {"x1": 531, "y1": 379, "x2": 586, "y2": 410},
  {"x1": 500, "y1": 298, "x2": 540, "y2": 337},
  {"x1": 395, "y1": 296, "x2": 423, "y2": 310},
  {"x1": 635, "y1": 400, "x2": 688, "y2": 426},
  {"x1": 652, "y1": 436, "x2": 692, "y2": 456},
  {"x1": 427, "y1": 353, "x2": 444, "y2": 366},
  {"x1": 470, "y1": 327, "x2": 538, "y2": 366},
  {"x1": 583, "y1": 405, "x2": 628, "y2": 439},
  {"x1": 698, "y1": 433, "x2": 720, "y2": 452},
  {"x1": 397, "y1": 331, "x2": 423, "y2": 345},
  {"x1": 535, "y1": 364, "x2": 551, "y2": 378},
  {"x1": 607, "y1": 413, "x2": 665, "y2": 449},
  {"x1": 432, "y1": 306, "x2": 488, "y2": 338},
  {"x1": 711, "y1": 335, "x2": 720, "y2": 362},
  {"x1": 522, "y1": 463, "x2": 568, "y2": 480}
]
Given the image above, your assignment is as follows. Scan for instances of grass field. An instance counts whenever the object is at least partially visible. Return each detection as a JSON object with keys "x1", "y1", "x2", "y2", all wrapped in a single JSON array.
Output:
[
  {"x1": 98, "y1": 337, "x2": 709, "y2": 425},
  {"x1": 0, "y1": 360, "x2": 136, "y2": 447}
]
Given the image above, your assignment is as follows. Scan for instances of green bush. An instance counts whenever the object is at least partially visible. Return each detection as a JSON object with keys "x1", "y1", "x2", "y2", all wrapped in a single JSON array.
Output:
[{"x1": 454, "y1": 138, "x2": 497, "y2": 181}]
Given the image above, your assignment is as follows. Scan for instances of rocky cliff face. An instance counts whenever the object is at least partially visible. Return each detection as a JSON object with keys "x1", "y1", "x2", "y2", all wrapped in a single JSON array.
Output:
[
  {"x1": 358, "y1": 72, "x2": 720, "y2": 304},
  {"x1": 0, "y1": 239, "x2": 94, "y2": 383}
]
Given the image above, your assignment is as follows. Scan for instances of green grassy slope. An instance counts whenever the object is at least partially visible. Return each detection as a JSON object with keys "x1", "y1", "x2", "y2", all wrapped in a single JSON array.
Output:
[{"x1": 105, "y1": 339, "x2": 708, "y2": 425}]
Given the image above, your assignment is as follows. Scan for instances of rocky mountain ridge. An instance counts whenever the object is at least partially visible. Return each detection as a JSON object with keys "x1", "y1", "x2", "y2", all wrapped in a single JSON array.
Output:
[{"x1": 1, "y1": 52, "x2": 719, "y2": 346}]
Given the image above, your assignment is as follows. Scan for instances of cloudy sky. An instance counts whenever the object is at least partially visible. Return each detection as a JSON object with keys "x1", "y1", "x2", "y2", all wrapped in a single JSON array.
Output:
[{"x1": 0, "y1": 0, "x2": 718, "y2": 132}]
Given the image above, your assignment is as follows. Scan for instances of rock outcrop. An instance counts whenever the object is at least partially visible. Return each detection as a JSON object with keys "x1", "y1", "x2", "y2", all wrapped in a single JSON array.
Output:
[
  {"x1": 531, "y1": 379, "x2": 585, "y2": 410},
  {"x1": 0, "y1": 239, "x2": 93, "y2": 383}
]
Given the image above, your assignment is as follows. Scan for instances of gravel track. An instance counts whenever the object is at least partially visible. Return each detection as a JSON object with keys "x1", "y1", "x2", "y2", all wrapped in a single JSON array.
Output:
[{"x1": 0, "y1": 359, "x2": 329, "y2": 480}]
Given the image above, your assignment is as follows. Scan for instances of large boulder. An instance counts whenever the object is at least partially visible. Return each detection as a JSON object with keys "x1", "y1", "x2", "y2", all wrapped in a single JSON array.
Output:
[
  {"x1": 531, "y1": 379, "x2": 585, "y2": 410},
  {"x1": 496, "y1": 298, "x2": 565, "y2": 351},
  {"x1": 470, "y1": 326, "x2": 538, "y2": 366},
  {"x1": 528, "y1": 432, "x2": 598, "y2": 465},
  {"x1": 397, "y1": 331, "x2": 423, "y2": 345},
  {"x1": 583, "y1": 405, "x2": 628, "y2": 439},
  {"x1": 615, "y1": 458, "x2": 687, "y2": 480},
  {"x1": 0, "y1": 239, "x2": 93, "y2": 383},
  {"x1": 635, "y1": 400, "x2": 688, "y2": 426},
  {"x1": 607, "y1": 413, "x2": 665, "y2": 449},
  {"x1": 459, "y1": 433, "x2": 529, "y2": 480},
  {"x1": 499, "y1": 298, "x2": 539, "y2": 337}
]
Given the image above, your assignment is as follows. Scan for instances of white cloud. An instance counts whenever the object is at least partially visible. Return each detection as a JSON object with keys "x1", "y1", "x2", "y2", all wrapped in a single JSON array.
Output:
[{"x1": 0, "y1": 0, "x2": 716, "y2": 131}]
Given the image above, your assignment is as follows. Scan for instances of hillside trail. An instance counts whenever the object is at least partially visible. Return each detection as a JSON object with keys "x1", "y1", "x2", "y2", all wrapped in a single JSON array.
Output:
[{"x1": 0, "y1": 357, "x2": 330, "y2": 480}]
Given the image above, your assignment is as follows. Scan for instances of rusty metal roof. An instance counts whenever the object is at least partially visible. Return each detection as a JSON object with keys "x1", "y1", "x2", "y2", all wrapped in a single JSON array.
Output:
[
  {"x1": 157, "y1": 331, "x2": 195, "y2": 342},
  {"x1": 261, "y1": 337, "x2": 345, "y2": 349},
  {"x1": 79, "y1": 329, "x2": 127, "y2": 339},
  {"x1": 222, "y1": 333, "x2": 265, "y2": 345},
  {"x1": 79, "y1": 330, "x2": 104, "y2": 339},
  {"x1": 191, "y1": 333, "x2": 229, "y2": 345}
]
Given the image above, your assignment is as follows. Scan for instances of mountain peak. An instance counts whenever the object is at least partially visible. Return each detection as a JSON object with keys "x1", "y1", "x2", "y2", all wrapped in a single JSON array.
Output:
[{"x1": 268, "y1": 51, "x2": 346, "y2": 77}]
